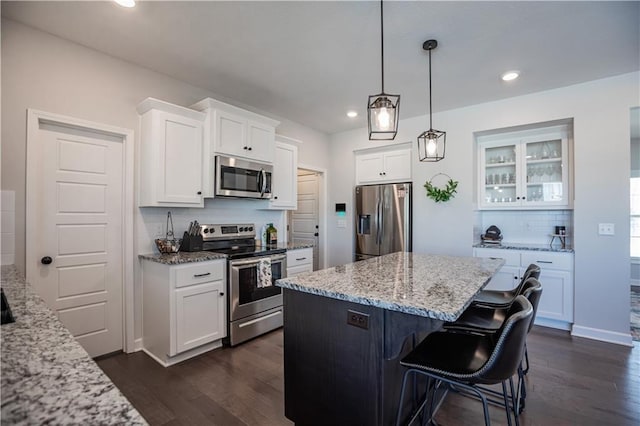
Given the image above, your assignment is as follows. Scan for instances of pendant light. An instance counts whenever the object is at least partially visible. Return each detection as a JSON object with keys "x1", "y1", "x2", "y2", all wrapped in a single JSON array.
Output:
[
  {"x1": 417, "y1": 39, "x2": 446, "y2": 162},
  {"x1": 368, "y1": 0, "x2": 400, "y2": 140}
]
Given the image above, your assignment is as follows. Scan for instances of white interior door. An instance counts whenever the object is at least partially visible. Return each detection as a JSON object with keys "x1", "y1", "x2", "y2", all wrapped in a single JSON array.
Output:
[
  {"x1": 27, "y1": 118, "x2": 125, "y2": 357},
  {"x1": 290, "y1": 171, "x2": 320, "y2": 271}
]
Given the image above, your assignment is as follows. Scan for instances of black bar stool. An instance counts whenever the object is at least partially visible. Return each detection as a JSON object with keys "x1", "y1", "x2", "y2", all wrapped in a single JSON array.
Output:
[
  {"x1": 443, "y1": 278, "x2": 543, "y2": 413},
  {"x1": 472, "y1": 264, "x2": 540, "y2": 309},
  {"x1": 395, "y1": 296, "x2": 533, "y2": 426}
]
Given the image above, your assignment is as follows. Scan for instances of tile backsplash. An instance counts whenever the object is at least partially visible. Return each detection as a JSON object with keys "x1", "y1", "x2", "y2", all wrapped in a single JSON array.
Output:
[
  {"x1": 1, "y1": 190, "x2": 16, "y2": 265},
  {"x1": 478, "y1": 210, "x2": 573, "y2": 246}
]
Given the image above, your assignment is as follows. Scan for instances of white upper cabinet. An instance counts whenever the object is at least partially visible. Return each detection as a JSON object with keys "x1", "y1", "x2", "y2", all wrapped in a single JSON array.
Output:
[
  {"x1": 355, "y1": 146, "x2": 412, "y2": 185},
  {"x1": 477, "y1": 124, "x2": 572, "y2": 210},
  {"x1": 137, "y1": 98, "x2": 206, "y2": 208},
  {"x1": 269, "y1": 139, "x2": 298, "y2": 210},
  {"x1": 192, "y1": 97, "x2": 280, "y2": 164}
]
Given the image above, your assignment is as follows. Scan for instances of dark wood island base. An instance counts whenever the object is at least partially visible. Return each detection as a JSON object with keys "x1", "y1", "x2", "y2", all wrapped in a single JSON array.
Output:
[{"x1": 283, "y1": 289, "x2": 443, "y2": 426}]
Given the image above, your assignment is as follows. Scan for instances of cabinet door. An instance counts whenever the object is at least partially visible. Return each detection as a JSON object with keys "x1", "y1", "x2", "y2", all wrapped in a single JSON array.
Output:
[
  {"x1": 382, "y1": 149, "x2": 411, "y2": 182},
  {"x1": 521, "y1": 136, "x2": 570, "y2": 208},
  {"x1": 535, "y1": 269, "x2": 573, "y2": 323},
  {"x1": 214, "y1": 109, "x2": 246, "y2": 158},
  {"x1": 287, "y1": 264, "x2": 313, "y2": 277},
  {"x1": 158, "y1": 111, "x2": 204, "y2": 205},
  {"x1": 247, "y1": 120, "x2": 275, "y2": 163},
  {"x1": 173, "y1": 281, "x2": 226, "y2": 355},
  {"x1": 479, "y1": 141, "x2": 519, "y2": 208},
  {"x1": 355, "y1": 153, "x2": 384, "y2": 184},
  {"x1": 270, "y1": 142, "x2": 298, "y2": 209},
  {"x1": 483, "y1": 265, "x2": 521, "y2": 291}
]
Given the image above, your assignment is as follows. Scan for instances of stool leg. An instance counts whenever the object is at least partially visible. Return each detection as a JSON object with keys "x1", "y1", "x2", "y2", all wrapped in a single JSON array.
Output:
[
  {"x1": 509, "y1": 377, "x2": 520, "y2": 426},
  {"x1": 501, "y1": 381, "x2": 513, "y2": 426},
  {"x1": 522, "y1": 343, "x2": 530, "y2": 375}
]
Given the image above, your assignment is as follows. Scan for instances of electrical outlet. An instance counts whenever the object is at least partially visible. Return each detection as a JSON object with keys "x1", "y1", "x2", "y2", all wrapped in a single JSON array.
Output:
[
  {"x1": 598, "y1": 223, "x2": 615, "y2": 236},
  {"x1": 347, "y1": 310, "x2": 369, "y2": 330}
]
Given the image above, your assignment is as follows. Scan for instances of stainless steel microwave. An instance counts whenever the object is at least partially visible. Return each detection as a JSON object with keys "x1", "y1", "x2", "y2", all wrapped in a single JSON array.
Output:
[{"x1": 215, "y1": 155, "x2": 272, "y2": 199}]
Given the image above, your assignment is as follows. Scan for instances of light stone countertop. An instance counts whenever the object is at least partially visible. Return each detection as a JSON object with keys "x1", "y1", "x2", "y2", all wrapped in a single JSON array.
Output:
[
  {"x1": 276, "y1": 252, "x2": 504, "y2": 322},
  {"x1": 138, "y1": 251, "x2": 227, "y2": 264},
  {"x1": 473, "y1": 242, "x2": 574, "y2": 253},
  {"x1": 0, "y1": 265, "x2": 147, "y2": 425},
  {"x1": 139, "y1": 244, "x2": 314, "y2": 265}
]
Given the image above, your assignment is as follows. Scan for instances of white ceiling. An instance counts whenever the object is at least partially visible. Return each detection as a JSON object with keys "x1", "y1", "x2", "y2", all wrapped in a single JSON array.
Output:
[{"x1": 3, "y1": 1, "x2": 639, "y2": 135}]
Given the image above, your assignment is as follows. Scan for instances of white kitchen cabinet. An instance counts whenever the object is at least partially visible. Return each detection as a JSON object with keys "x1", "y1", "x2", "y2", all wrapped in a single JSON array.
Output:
[
  {"x1": 355, "y1": 147, "x2": 412, "y2": 184},
  {"x1": 477, "y1": 124, "x2": 572, "y2": 210},
  {"x1": 142, "y1": 258, "x2": 227, "y2": 366},
  {"x1": 473, "y1": 247, "x2": 574, "y2": 330},
  {"x1": 137, "y1": 98, "x2": 206, "y2": 207},
  {"x1": 191, "y1": 98, "x2": 280, "y2": 176},
  {"x1": 269, "y1": 140, "x2": 298, "y2": 210},
  {"x1": 287, "y1": 247, "x2": 314, "y2": 276}
]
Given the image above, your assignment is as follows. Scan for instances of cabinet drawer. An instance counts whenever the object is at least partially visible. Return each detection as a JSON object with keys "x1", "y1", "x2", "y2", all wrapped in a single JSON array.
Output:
[
  {"x1": 473, "y1": 248, "x2": 520, "y2": 266},
  {"x1": 520, "y1": 252, "x2": 573, "y2": 271},
  {"x1": 174, "y1": 260, "x2": 225, "y2": 288},
  {"x1": 287, "y1": 248, "x2": 313, "y2": 268}
]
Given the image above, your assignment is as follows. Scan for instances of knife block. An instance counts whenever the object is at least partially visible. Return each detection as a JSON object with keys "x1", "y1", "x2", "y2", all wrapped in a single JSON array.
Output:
[{"x1": 179, "y1": 232, "x2": 203, "y2": 252}]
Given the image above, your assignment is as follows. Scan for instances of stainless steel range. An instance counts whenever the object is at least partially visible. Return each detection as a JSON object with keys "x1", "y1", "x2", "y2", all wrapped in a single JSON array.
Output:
[{"x1": 199, "y1": 223, "x2": 286, "y2": 346}]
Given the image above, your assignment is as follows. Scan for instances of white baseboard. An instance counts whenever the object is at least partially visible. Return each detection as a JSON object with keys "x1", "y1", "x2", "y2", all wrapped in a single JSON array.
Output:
[
  {"x1": 571, "y1": 325, "x2": 633, "y2": 347},
  {"x1": 142, "y1": 340, "x2": 223, "y2": 367}
]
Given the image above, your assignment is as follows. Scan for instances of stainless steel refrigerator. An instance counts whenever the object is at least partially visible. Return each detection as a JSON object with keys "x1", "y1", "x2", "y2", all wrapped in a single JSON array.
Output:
[{"x1": 355, "y1": 183, "x2": 412, "y2": 261}]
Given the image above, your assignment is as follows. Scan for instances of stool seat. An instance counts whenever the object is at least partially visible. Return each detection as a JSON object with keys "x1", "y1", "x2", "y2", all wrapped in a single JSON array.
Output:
[
  {"x1": 401, "y1": 330, "x2": 494, "y2": 381},
  {"x1": 471, "y1": 264, "x2": 540, "y2": 309}
]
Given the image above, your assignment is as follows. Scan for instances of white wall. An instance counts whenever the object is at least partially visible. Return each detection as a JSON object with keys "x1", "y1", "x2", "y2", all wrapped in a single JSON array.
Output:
[
  {"x1": 329, "y1": 72, "x2": 639, "y2": 344},
  {"x1": 1, "y1": 190, "x2": 15, "y2": 265},
  {"x1": 1, "y1": 19, "x2": 330, "y2": 341}
]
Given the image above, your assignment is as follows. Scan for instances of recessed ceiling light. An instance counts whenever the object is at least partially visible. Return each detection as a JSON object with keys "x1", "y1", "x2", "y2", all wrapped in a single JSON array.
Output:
[
  {"x1": 347, "y1": 111, "x2": 358, "y2": 118},
  {"x1": 501, "y1": 71, "x2": 520, "y2": 81},
  {"x1": 114, "y1": 0, "x2": 136, "y2": 8}
]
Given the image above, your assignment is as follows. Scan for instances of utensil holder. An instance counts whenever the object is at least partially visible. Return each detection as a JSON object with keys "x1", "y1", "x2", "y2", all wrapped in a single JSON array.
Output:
[{"x1": 179, "y1": 232, "x2": 203, "y2": 252}]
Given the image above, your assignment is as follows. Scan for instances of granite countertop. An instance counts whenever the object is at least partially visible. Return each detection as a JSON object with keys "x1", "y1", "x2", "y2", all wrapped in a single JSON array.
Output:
[
  {"x1": 473, "y1": 242, "x2": 574, "y2": 253},
  {"x1": 276, "y1": 252, "x2": 504, "y2": 322},
  {"x1": 140, "y1": 244, "x2": 315, "y2": 265},
  {"x1": 0, "y1": 265, "x2": 147, "y2": 425},
  {"x1": 285, "y1": 242, "x2": 315, "y2": 250},
  {"x1": 138, "y1": 251, "x2": 227, "y2": 264}
]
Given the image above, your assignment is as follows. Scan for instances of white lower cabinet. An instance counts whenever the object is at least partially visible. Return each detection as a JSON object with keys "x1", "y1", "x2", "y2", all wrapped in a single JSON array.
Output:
[
  {"x1": 473, "y1": 247, "x2": 574, "y2": 330},
  {"x1": 286, "y1": 247, "x2": 313, "y2": 276},
  {"x1": 142, "y1": 259, "x2": 227, "y2": 366}
]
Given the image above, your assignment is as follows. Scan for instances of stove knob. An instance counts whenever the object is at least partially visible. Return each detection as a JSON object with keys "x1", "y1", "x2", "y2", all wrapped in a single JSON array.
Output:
[
  {"x1": 249, "y1": 227, "x2": 253, "y2": 231},
  {"x1": 210, "y1": 228, "x2": 215, "y2": 233},
  {"x1": 203, "y1": 228, "x2": 209, "y2": 233}
]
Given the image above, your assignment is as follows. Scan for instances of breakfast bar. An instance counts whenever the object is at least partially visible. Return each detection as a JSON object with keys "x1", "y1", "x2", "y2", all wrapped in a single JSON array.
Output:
[{"x1": 276, "y1": 252, "x2": 504, "y2": 426}]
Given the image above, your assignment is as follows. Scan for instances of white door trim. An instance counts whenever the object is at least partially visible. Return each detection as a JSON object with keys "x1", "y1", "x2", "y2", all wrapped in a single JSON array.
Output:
[
  {"x1": 26, "y1": 109, "x2": 136, "y2": 354},
  {"x1": 297, "y1": 163, "x2": 328, "y2": 270}
]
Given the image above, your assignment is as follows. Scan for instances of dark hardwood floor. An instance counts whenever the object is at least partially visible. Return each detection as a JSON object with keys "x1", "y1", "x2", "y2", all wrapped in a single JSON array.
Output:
[{"x1": 97, "y1": 326, "x2": 639, "y2": 426}]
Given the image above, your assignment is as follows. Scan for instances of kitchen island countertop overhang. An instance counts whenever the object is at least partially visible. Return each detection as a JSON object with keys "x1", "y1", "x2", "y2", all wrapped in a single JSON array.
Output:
[{"x1": 276, "y1": 252, "x2": 505, "y2": 321}]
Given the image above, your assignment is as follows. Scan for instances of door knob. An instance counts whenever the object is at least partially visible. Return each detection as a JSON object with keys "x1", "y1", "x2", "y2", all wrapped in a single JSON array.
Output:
[
  {"x1": 41, "y1": 256, "x2": 53, "y2": 265},
  {"x1": 314, "y1": 233, "x2": 319, "y2": 237},
  {"x1": 219, "y1": 292, "x2": 225, "y2": 296}
]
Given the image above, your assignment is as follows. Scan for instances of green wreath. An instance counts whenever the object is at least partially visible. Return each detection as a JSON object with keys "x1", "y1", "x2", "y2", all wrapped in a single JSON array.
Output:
[{"x1": 424, "y1": 174, "x2": 458, "y2": 202}]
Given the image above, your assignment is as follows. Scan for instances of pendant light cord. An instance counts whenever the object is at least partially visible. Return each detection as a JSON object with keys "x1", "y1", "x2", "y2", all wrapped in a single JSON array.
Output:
[
  {"x1": 380, "y1": 0, "x2": 385, "y2": 94},
  {"x1": 428, "y1": 47, "x2": 433, "y2": 130}
]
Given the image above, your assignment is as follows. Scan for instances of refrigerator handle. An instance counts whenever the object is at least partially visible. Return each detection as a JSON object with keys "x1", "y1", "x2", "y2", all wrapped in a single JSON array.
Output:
[{"x1": 376, "y1": 197, "x2": 382, "y2": 246}]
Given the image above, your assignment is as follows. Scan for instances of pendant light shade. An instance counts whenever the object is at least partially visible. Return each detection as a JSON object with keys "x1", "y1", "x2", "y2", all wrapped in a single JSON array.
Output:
[
  {"x1": 368, "y1": 0, "x2": 400, "y2": 140},
  {"x1": 417, "y1": 39, "x2": 446, "y2": 162}
]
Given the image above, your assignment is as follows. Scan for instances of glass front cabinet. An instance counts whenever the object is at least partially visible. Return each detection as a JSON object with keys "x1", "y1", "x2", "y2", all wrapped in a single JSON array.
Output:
[{"x1": 478, "y1": 127, "x2": 571, "y2": 209}]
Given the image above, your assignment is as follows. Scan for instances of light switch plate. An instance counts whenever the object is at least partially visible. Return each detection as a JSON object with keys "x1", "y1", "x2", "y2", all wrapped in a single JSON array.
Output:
[{"x1": 598, "y1": 223, "x2": 615, "y2": 235}]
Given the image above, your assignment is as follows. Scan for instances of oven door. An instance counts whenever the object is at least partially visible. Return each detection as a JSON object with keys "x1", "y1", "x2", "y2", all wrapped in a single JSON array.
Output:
[
  {"x1": 229, "y1": 254, "x2": 286, "y2": 321},
  {"x1": 215, "y1": 155, "x2": 272, "y2": 199}
]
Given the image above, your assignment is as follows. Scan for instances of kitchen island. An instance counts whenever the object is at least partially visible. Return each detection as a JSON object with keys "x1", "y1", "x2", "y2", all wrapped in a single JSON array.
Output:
[{"x1": 276, "y1": 252, "x2": 504, "y2": 426}]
